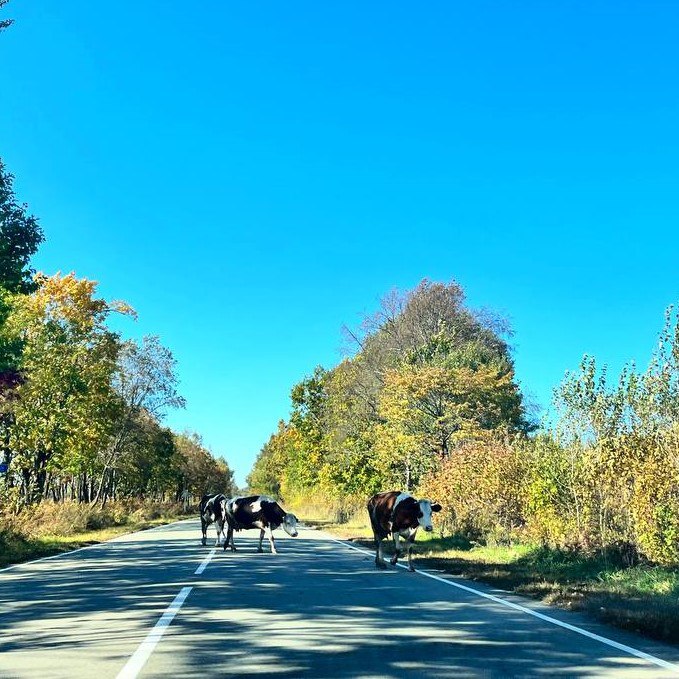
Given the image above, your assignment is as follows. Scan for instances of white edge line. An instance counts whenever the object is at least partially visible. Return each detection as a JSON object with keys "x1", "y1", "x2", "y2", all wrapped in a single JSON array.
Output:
[
  {"x1": 0, "y1": 518, "x2": 196, "y2": 575},
  {"x1": 328, "y1": 536, "x2": 679, "y2": 675},
  {"x1": 116, "y1": 586, "x2": 193, "y2": 679},
  {"x1": 195, "y1": 548, "x2": 216, "y2": 575}
]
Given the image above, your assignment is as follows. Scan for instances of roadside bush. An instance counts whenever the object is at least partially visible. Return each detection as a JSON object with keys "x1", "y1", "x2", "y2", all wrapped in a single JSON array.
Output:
[
  {"x1": 419, "y1": 439, "x2": 526, "y2": 542},
  {"x1": 628, "y1": 431, "x2": 679, "y2": 565}
]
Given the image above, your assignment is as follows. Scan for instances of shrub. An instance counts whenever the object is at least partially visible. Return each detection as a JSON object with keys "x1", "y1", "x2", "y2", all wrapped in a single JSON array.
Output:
[{"x1": 419, "y1": 439, "x2": 526, "y2": 542}]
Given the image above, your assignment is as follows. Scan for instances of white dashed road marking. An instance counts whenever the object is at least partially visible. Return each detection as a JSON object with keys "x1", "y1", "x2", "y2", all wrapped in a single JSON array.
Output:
[
  {"x1": 194, "y1": 548, "x2": 216, "y2": 575},
  {"x1": 116, "y1": 586, "x2": 193, "y2": 679}
]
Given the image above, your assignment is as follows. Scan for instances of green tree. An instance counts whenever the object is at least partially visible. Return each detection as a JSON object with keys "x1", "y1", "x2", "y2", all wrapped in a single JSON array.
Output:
[
  {"x1": 0, "y1": 159, "x2": 45, "y2": 379},
  {"x1": 0, "y1": 0, "x2": 13, "y2": 32},
  {"x1": 92, "y1": 335, "x2": 185, "y2": 503},
  {"x1": 5, "y1": 273, "x2": 132, "y2": 503},
  {"x1": 0, "y1": 159, "x2": 44, "y2": 295},
  {"x1": 174, "y1": 431, "x2": 235, "y2": 502},
  {"x1": 250, "y1": 279, "x2": 532, "y2": 505}
]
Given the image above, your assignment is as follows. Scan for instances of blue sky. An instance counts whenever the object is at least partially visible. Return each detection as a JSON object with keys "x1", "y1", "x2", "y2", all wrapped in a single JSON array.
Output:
[{"x1": 2, "y1": 2, "x2": 678, "y2": 485}]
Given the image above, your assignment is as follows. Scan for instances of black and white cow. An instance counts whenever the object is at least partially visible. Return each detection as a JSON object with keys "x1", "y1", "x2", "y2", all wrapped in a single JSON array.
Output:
[
  {"x1": 224, "y1": 495, "x2": 298, "y2": 554},
  {"x1": 199, "y1": 493, "x2": 228, "y2": 546},
  {"x1": 367, "y1": 491, "x2": 442, "y2": 571}
]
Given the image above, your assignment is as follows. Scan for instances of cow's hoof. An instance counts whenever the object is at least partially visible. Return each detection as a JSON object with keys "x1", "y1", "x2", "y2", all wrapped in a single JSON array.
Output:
[
  {"x1": 257, "y1": 548, "x2": 263, "y2": 553},
  {"x1": 375, "y1": 560, "x2": 387, "y2": 570},
  {"x1": 389, "y1": 556, "x2": 399, "y2": 566},
  {"x1": 408, "y1": 566, "x2": 416, "y2": 572},
  {"x1": 201, "y1": 539, "x2": 207, "y2": 546},
  {"x1": 271, "y1": 550, "x2": 278, "y2": 555}
]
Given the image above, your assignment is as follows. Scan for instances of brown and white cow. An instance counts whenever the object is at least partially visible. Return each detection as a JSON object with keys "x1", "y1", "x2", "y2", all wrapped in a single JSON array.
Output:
[
  {"x1": 367, "y1": 491, "x2": 442, "y2": 571},
  {"x1": 223, "y1": 495, "x2": 299, "y2": 554}
]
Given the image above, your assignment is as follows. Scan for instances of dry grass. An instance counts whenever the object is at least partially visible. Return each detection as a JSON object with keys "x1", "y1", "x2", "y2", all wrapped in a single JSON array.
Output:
[{"x1": 0, "y1": 501, "x2": 191, "y2": 569}]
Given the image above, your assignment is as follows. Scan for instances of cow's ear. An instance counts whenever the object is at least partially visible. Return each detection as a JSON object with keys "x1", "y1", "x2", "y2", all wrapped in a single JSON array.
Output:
[{"x1": 431, "y1": 503, "x2": 442, "y2": 513}]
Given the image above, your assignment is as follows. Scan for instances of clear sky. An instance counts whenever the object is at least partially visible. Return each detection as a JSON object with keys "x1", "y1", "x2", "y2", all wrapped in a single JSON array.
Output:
[{"x1": 2, "y1": 2, "x2": 678, "y2": 486}]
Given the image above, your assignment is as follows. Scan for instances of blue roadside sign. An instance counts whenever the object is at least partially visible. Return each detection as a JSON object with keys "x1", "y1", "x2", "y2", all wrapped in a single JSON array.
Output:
[{"x1": 0, "y1": 462, "x2": 8, "y2": 474}]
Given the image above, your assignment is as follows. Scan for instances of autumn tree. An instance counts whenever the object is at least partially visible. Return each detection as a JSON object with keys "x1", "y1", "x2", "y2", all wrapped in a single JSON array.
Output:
[
  {"x1": 91, "y1": 335, "x2": 185, "y2": 504},
  {"x1": 249, "y1": 279, "x2": 531, "y2": 507},
  {"x1": 174, "y1": 431, "x2": 235, "y2": 502},
  {"x1": 4, "y1": 273, "x2": 133, "y2": 503}
]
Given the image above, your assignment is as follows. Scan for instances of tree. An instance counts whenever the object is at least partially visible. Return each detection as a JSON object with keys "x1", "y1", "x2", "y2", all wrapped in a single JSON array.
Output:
[
  {"x1": 0, "y1": 1, "x2": 13, "y2": 32},
  {"x1": 0, "y1": 158, "x2": 44, "y2": 382},
  {"x1": 249, "y1": 279, "x2": 532, "y2": 505},
  {"x1": 0, "y1": 159, "x2": 44, "y2": 481},
  {"x1": 5, "y1": 273, "x2": 133, "y2": 503},
  {"x1": 0, "y1": 159, "x2": 44, "y2": 295},
  {"x1": 174, "y1": 431, "x2": 235, "y2": 502},
  {"x1": 92, "y1": 335, "x2": 185, "y2": 503}
]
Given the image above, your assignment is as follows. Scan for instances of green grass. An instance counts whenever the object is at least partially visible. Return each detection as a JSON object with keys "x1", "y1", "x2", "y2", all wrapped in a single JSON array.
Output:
[{"x1": 310, "y1": 517, "x2": 679, "y2": 645}]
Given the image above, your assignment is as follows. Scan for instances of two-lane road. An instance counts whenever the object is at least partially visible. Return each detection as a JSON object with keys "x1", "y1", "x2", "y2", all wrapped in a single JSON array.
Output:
[{"x1": 1, "y1": 520, "x2": 679, "y2": 677}]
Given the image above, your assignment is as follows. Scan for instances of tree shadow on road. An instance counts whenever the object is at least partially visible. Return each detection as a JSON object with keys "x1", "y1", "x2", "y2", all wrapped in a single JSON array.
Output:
[{"x1": 1, "y1": 525, "x2": 678, "y2": 677}]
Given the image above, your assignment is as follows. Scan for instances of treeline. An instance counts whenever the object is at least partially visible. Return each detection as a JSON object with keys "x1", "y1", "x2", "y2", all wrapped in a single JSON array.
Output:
[
  {"x1": 0, "y1": 158, "x2": 234, "y2": 509},
  {"x1": 248, "y1": 280, "x2": 679, "y2": 566},
  {"x1": 248, "y1": 280, "x2": 532, "y2": 506}
]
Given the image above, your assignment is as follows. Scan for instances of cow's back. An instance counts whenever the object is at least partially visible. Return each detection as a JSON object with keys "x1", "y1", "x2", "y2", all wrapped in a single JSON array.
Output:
[
  {"x1": 232, "y1": 496, "x2": 287, "y2": 530},
  {"x1": 368, "y1": 491, "x2": 400, "y2": 538},
  {"x1": 227, "y1": 495, "x2": 264, "y2": 529}
]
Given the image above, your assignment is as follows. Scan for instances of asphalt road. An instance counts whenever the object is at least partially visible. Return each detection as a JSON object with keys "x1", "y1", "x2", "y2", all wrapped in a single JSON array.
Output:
[{"x1": 2, "y1": 520, "x2": 679, "y2": 678}]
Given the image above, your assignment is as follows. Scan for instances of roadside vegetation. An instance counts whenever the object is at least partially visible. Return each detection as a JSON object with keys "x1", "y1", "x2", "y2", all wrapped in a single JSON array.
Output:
[
  {"x1": 248, "y1": 279, "x2": 679, "y2": 643},
  {"x1": 0, "y1": 158, "x2": 235, "y2": 565},
  {"x1": 0, "y1": 499, "x2": 192, "y2": 568}
]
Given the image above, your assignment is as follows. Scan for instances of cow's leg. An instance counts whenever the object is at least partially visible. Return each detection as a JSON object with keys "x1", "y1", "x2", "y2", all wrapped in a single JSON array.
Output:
[
  {"x1": 201, "y1": 518, "x2": 208, "y2": 546},
  {"x1": 257, "y1": 528, "x2": 265, "y2": 553},
  {"x1": 267, "y1": 526, "x2": 278, "y2": 555},
  {"x1": 406, "y1": 536, "x2": 416, "y2": 572},
  {"x1": 390, "y1": 532, "x2": 401, "y2": 565},
  {"x1": 224, "y1": 525, "x2": 237, "y2": 552},
  {"x1": 374, "y1": 532, "x2": 387, "y2": 569},
  {"x1": 214, "y1": 519, "x2": 224, "y2": 546}
]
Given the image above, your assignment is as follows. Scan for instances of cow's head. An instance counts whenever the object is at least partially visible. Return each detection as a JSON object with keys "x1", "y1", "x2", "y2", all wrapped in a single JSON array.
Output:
[
  {"x1": 282, "y1": 512, "x2": 299, "y2": 537},
  {"x1": 416, "y1": 499, "x2": 442, "y2": 532}
]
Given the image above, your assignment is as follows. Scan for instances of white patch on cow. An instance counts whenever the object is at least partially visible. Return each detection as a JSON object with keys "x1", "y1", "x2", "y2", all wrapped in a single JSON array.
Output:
[
  {"x1": 398, "y1": 526, "x2": 418, "y2": 539},
  {"x1": 417, "y1": 499, "x2": 435, "y2": 531},
  {"x1": 393, "y1": 492, "x2": 412, "y2": 512},
  {"x1": 251, "y1": 495, "x2": 276, "y2": 513},
  {"x1": 282, "y1": 513, "x2": 298, "y2": 537}
]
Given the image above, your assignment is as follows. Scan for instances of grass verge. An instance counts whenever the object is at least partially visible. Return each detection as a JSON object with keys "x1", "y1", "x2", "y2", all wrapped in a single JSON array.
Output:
[
  {"x1": 0, "y1": 502, "x2": 191, "y2": 569},
  {"x1": 306, "y1": 516, "x2": 679, "y2": 645}
]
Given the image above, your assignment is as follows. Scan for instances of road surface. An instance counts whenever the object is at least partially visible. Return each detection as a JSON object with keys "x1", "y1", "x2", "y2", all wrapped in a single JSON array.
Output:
[{"x1": 1, "y1": 520, "x2": 679, "y2": 678}]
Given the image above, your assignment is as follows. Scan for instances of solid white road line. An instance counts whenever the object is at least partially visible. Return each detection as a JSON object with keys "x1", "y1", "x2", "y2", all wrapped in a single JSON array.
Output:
[
  {"x1": 330, "y1": 537, "x2": 679, "y2": 675},
  {"x1": 195, "y1": 548, "x2": 216, "y2": 575},
  {"x1": 116, "y1": 586, "x2": 193, "y2": 679}
]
